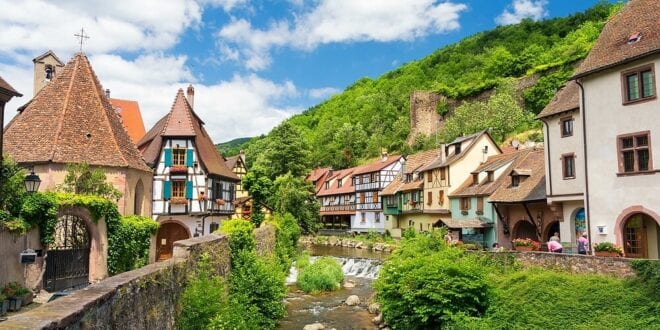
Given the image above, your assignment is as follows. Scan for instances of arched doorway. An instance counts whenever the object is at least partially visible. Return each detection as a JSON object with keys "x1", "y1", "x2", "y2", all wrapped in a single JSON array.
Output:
[
  {"x1": 573, "y1": 208, "x2": 586, "y2": 237},
  {"x1": 44, "y1": 214, "x2": 91, "y2": 292},
  {"x1": 545, "y1": 221, "x2": 560, "y2": 242},
  {"x1": 513, "y1": 220, "x2": 537, "y2": 240},
  {"x1": 134, "y1": 179, "x2": 144, "y2": 216},
  {"x1": 156, "y1": 222, "x2": 190, "y2": 261},
  {"x1": 622, "y1": 213, "x2": 660, "y2": 259}
]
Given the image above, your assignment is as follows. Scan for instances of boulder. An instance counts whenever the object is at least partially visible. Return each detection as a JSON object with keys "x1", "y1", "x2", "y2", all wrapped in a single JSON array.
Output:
[
  {"x1": 355, "y1": 241, "x2": 364, "y2": 249},
  {"x1": 368, "y1": 303, "x2": 380, "y2": 314},
  {"x1": 303, "y1": 323, "x2": 325, "y2": 330},
  {"x1": 328, "y1": 236, "x2": 338, "y2": 246},
  {"x1": 345, "y1": 295, "x2": 361, "y2": 306},
  {"x1": 343, "y1": 281, "x2": 355, "y2": 288},
  {"x1": 372, "y1": 313, "x2": 383, "y2": 325}
]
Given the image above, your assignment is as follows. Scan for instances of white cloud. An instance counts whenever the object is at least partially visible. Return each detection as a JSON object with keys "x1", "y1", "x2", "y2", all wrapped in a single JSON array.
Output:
[
  {"x1": 218, "y1": 0, "x2": 467, "y2": 70},
  {"x1": 496, "y1": 0, "x2": 548, "y2": 25},
  {"x1": 309, "y1": 87, "x2": 340, "y2": 99}
]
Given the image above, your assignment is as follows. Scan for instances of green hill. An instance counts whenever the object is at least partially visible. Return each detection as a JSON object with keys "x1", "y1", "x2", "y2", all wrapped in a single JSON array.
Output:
[
  {"x1": 217, "y1": 137, "x2": 252, "y2": 157},
  {"x1": 246, "y1": 2, "x2": 619, "y2": 170}
]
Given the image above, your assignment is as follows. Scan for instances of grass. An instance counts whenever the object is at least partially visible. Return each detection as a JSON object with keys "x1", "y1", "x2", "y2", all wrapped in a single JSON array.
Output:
[{"x1": 297, "y1": 256, "x2": 344, "y2": 294}]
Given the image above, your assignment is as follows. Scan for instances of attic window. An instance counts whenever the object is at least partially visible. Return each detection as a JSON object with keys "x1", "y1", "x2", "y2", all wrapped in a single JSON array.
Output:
[
  {"x1": 627, "y1": 32, "x2": 641, "y2": 45},
  {"x1": 405, "y1": 173, "x2": 413, "y2": 183},
  {"x1": 324, "y1": 182, "x2": 329, "y2": 189},
  {"x1": 472, "y1": 173, "x2": 479, "y2": 185},
  {"x1": 455, "y1": 144, "x2": 462, "y2": 155},
  {"x1": 487, "y1": 171, "x2": 494, "y2": 182},
  {"x1": 512, "y1": 175, "x2": 521, "y2": 187},
  {"x1": 338, "y1": 180, "x2": 343, "y2": 188}
]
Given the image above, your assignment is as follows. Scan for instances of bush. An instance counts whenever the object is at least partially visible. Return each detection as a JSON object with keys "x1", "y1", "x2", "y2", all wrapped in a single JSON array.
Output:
[
  {"x1": 297, "y1": 257, "x2": 344, "y2": 293},
  {"x1": 177, "y1": 254, "x2": 226, "y2": 330},
  {"x1": 296, "y1": 250, "x2": 311, "y2": 270},
  {"x1": 269, "y1": 213, "x2": 301, "y2": 272},
  {"x1": 220, "y1": 219, "x2": 256, "y2": 259},
  {"x1": 630, "y1": 259, "x2": 660, "y2": 292},
  {"x1": 107, "y1": 215, "x2": 159, "y2": 274},
  {"x1": 208, "y1": 298, "x2": 260, "y2": 330}
]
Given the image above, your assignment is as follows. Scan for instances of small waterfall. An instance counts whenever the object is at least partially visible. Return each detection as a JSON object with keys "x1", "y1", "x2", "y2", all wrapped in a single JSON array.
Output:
[{"x1": 287, "y1": 256, "x2": 381, "y2": 284}]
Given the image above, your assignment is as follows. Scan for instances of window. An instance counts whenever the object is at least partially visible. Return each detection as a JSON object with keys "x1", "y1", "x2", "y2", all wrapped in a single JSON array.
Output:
[
  {"x1": 337, "y1": 180, "x2": 343, "y2": 188},
  {"x1": 455, "y1": 144, "x2": 462, "y2": 155},
  {"x1": 561, "y1": 117, "x2": 574, "y2": 137},
  {"x1": 472, "y1": 173, "x2": 479, "y2": 185},
  {"x1": 622, "y1": 65, "x2": 656, "y2": 104},
  {"x1": 476, "y1": 197, "x2": 484, "y2": 213},
  {"x1": 375, "y1": 212, "x2": 381, "y2": 223},
  {"x1": 173, "y1": 148, "x2": 186, "y2": 166},
  {"x1": 172, "y1": 180, "x2": 186, "y2": 198},
  {"x1": 372, "y1": 191, "x2": 379, "y2": 202},
  {"x1": 405, "y1": 173, "x2": 413, "y2": 183},
  {"x1": 512, "y1": 175, "x2": 520, "y2": 187},
  {"x1": 460, "y1": 197, "x2": 471, "y2": 211},
  {"x1": 45, "y1": 65, "x2": 54, "y2": 80},
  {"x1": 361, "y1": 212, "x2": 366, "y2": 223},
  {"x1": 618, "y1": 132, "x2": 652, "y2": 173},
  {"x1": 360, "y1": 193, "x2": 365, "y2": 204},
  {"x1": 427, "y1": 171, "x2": 432, "y2": 182},
  {"x1": 440, "y1": 168, "x2": 446, "y2": 180},
  {"x1": 487, "y1": 171, "x2": 494, "y2": 182},
  {"x1": 562, "y1": 154, "x2": 576, "y2": 179},
  {"x1": 325, "y1": 182, "x2": 329, "y2": 189},
  {"x1": 427, "y1": 191, "x2": 432, "y2": 205},
  {"x1": 438, "y1": 190, "x2": 445, "y2": 206}
]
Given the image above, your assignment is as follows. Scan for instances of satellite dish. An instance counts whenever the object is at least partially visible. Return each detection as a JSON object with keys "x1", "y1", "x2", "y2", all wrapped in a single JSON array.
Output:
[{"x1": 512, "y1": 139, "x2": 520, "y2": 148}]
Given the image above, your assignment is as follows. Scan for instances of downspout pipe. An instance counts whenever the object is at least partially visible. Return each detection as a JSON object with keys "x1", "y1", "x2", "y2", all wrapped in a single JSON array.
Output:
[{"x1": 575, "y1": 79, "x2": 592, "y2": 254}]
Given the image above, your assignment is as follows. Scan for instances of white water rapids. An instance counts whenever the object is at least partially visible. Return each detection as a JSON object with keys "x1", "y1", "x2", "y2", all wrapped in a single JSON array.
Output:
[{"x1": 286, "y1": 256, "x2": 381, "y2": 284}]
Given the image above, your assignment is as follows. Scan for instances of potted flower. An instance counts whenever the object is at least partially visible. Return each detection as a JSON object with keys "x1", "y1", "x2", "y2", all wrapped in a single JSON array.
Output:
[
  {"x1": 216, "y1": 199, "x2": 226, "y2": 206},
  {"x1": 2, "y1": 282, "x2": 28, "y2": 311},
  {"x1": 169, "y1": 165, "x2": 188, "y2": 174},
  {"x1": 512, "y1": 238, "x2": 540, "y2": 251},
  {"x1": 170, "y1": 197, "x2": 188, "y2": 205},
  {"x1": 0, "y1": 293, "x2": 8, "y2": 316},
  {"x1": 593, "y1": 242, "x2": 623, "y2": 257}
]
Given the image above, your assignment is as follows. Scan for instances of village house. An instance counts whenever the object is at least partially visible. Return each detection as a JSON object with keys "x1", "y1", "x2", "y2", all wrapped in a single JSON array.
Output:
[
  {"x1": 108, "y1": 95, "x2": 147, "y2": 144},
  {"x1": 381, "y1": 149, "x2": 438, "y2": 238},
  {"x1": 537, "y1": 81, "x2": 586, "y2": 251},
  {"x1": 2, "y1": 52, "x2": 153, "y2": 216},
  {"x1": 137, "y1": 85, "x2": 240, "y2": 260},
  {"x1": 447, "y1": 151, "x2": 526, "y2": 248},
  {"x1": 317, "y1": 167, "x2": 356, "y2": 232},
  {"x1": 489, "y1": 148, "x2": 561, "y2": 249},
  {"x1": 410, "y1": 131, "x2": 501, "y2": 234},
  {"x1": 571, "y1": 0, "x2": 660, "y2": 258},
  {"x1": 352, "y1": 154, "x2": 404, "y2": 233}
]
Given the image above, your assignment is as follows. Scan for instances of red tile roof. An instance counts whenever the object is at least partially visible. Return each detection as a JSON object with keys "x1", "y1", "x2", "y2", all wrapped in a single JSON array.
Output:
[
  {"x1": 352, "y1": 155, "x2": 402, "y2": 175},
  {"x1": 450, "y1": 151, "x2": 527, "y2": 197},
  {"x1": 306, "y1": 167, "x2": 332, "y2": 193},
  {"x1": 489, "y1": 149, "x2": 546, "y2": 203},
  {"x1": 574, "y1": 0, "x2": 660, "y2": 78},
  {"x1": 381, "y1": 149, "x2": 440, "y2": 196},
  {"x1": 109, "y1": 98, "x2": 146, "y2": 144},
  {"x1": 536, "y1": 81, "x2": 580, "y2": 119},
  {"x1": 3, "y1": 53, "x2": 150, "y2": 172},
  {"x1": 421, "y1": 130, "x2": 500, "y2": 171},
  {"x1": 138, "y1": 89, "x2": 238, "y2": 181},
  {"x1": 317, "y1": 168, "x2": 356, "y2": 196}
]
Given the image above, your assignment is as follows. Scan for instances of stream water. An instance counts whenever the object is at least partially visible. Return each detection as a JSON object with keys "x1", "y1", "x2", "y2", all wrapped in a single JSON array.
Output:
[{"x1": 277, "y1": 245, "x2": 386, "y2": 330}]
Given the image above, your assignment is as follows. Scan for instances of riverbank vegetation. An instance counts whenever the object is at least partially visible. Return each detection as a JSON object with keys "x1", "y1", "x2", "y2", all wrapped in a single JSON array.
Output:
[
  {"x1": 374, "y1": 231, "x2": 660, "y2": 329},
  {"x1": 297, "y1": 256, "x2": 344, "y2": 294}
]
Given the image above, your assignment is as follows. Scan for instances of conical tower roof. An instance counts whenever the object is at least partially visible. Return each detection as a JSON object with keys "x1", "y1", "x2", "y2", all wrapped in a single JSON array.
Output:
[{"x1": 3, "y1": 53, "x2": 151, "y2": 172}]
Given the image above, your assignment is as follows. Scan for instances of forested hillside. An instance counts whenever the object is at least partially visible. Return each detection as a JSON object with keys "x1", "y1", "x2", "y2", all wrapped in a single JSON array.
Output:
[
  {"x1": 245, "y1": 2, "x2": 618, "y2": 170},
  {"x1": 217, "y1": 137, "x2": 251, "y2": 157}
]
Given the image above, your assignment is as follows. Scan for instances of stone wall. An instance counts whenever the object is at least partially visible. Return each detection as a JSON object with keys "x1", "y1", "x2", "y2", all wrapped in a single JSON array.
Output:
[
  {"x1": 2, "y1": 234, "x2": 231, "y2": 329},
  {"x1": 254, "y1": 224, "x2": 276, "y2": 256},
  {"x1": 407, "y1": 91, "x2": 443, "y2": 145},
  {"x1": 483, "y1": 251, "x2": 636, "y2": 277}
]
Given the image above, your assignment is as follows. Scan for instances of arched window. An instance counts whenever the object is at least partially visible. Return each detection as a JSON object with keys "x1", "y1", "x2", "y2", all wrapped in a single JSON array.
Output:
[
  {"x1": 45, "y1": 65, "x2": 54, "y2": 80},
  {"x1": 134, "y1": 179, "x2": 144, "y2": 216}
]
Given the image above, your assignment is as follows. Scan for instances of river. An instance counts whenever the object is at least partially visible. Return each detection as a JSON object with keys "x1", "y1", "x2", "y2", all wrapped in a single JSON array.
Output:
[{"x1": 277, "y1": 245, "x2": 387, "y2": 330}]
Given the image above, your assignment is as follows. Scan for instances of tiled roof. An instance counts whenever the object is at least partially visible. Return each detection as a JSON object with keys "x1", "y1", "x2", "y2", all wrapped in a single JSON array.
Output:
[
  {"x1": 109, "y1": 98, "x2": 146, "y2": 144},
  {"x1": 451, "y1": 151, "x2": 528, "y2": 197},
  {"x1": 536, "y1": 81, "x2": 580, "y2": 119},
  {"x1": 224, "y1": 155, "x2": 239, "y2": 169},
  {"x1": 437, "y1": 218, "x2": 493, "y2": 229},
  {"x1": 0, "y1": 76, "x2": 22, "y2": 97},
  {"x1": 352, "y1": 155, "x2": 402, "y2": 175},
  {"x1": 381, "y1": 176, "x2": 404, "y2": 196},
  {"x1": 306, "y1": 167, "x2": 332, "y2": 193},
  {"x1": 574, "y1": 0, "x2": 660, "y2": 78},
  {"x1": 317, "y1": 168, "x2": 356, "y2": 196},
  {"x1": 489, "y1": 149, "x2": 546, "y2": 203},
  {"x1": 3, "y1": 53, "x2": 150, "y2": 172},
  {"x1": 138, "y1": 89, "x2": 239, "y2": 181},
  {"x1": 382, "y1": 149, "x2": 440, "y2": 196},
  {"x1": 421, "y1": 130, "x2": 499, "y2": 171}
]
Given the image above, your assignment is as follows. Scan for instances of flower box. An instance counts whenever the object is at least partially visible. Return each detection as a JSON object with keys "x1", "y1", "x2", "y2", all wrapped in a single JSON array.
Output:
[
  {"x1": 169, "y1": 165, "x2": 188, "y2": 174},
  {"x1": 515, "y1": 246, "x2": 534, "y2": 252},
  {"x1": 512, "y1": 238, "x2": 540, "y2": 251},
  {"x1": 593, "y1": 242, "x2": 623, "y2": 257},
  {"x1": 594, "y1": 251, "x2": 621, "y2": 257},
  {"x1": 216, "y1": 199, "x2": 226, "y2": 206},
  {"x1": 170, "y1": 197, "x2": 188, "y2": 205}
]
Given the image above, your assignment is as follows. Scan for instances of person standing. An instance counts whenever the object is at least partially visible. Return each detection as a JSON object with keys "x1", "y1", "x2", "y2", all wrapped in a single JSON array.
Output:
[
  {"x1": 550, "y1": 232, "x2": 560, "y2": 242},
  {"x1": 577, "y1": 232, "x2": 589, "y2": 255}
]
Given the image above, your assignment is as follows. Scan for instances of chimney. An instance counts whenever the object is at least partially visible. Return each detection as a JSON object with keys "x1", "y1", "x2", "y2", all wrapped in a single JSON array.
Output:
[
  {"x1": 380, "y1": 148, "x2": 388, "y2": 162},
  {"x1": 105, "y1": 89, "x2": 111, "y2": 98},
  {"x1": 239, "y1": 149, "x2": 246, "y2": 163},
  {"x1": 186, "y1": 84, "x2": 195, "y2": 109}
]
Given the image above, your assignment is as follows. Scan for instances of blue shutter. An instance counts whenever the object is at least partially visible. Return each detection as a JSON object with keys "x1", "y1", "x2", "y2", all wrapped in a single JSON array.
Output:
[
  {"x1": 163, "y1": 181, "x2": 171, "y2": 199},
  {"x1": 186, "y1": 181, "x2": 193, "y2": 199},
  {"x1": 164, "y1": 149, "x2": 172, "y2": 166},
  {"x1": 186, "y1": 149, "x2": 194, "y2": 167}
]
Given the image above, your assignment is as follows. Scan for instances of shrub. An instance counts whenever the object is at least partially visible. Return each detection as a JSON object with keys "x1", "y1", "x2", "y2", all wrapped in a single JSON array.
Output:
[
  {"x1": 297, "y1": 257, "x2": 344, "y2": 293},
  {"x1": 177, "y1": 254, "x2": 226, "y2": 330},
  {"x1": 593, "y1": 241, "x2": 623, "y2": 255},
  {"x1": 269, "y1": 213, "x2": 301, "y2": 272},
  {"x1": 296, "y1": 250, "x2": 311, "y2": 270},
  {"x1": 220, "y1": 219, "x2": 256, "y2": 259},
  {"x1": 107, "y1": 215, "x2": 159, "y2": 274},
  {"x1": 208, "y1": 297, "x2": 260, "y2": 330},
  {"x1": 630, "y1": 259, "x2": 660, "y2": 292}
]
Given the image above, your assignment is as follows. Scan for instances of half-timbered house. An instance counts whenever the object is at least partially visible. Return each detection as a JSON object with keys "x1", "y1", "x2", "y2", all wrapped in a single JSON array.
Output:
[{"x1": 352, "y1": 154, "x2": 403, "y2": 232}]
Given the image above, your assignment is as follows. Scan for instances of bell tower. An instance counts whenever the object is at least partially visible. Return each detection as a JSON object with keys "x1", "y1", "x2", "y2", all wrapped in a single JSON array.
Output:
[{"x1": 33, "y1": 50, "x2": 64, "y2": 96}]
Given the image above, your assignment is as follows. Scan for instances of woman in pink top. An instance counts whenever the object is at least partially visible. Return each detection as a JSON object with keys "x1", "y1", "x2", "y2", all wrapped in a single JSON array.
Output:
[{"x1": 547, "y1": 240, "x2": 563, "y2": 253}]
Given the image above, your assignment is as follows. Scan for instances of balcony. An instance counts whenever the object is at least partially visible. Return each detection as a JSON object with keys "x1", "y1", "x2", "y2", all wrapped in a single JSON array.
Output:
[
  {"x1": 356, "y1": 202, "x2": 382, "y2": 210},
  {"x1": 320, "y1": 204, "x2": 356, "y2": 213},
  {"x1": 355, "y1": 182, "x2": 384, "y2": 191}
]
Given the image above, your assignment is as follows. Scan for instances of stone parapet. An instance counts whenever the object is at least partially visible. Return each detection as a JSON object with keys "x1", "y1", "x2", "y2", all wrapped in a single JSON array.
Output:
[{"x1": 482, "y1": 251, "x2": 636, "y2": 277}]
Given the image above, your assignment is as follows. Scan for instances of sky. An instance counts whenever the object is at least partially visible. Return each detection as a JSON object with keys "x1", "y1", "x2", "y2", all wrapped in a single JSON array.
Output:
[{"x1": 0, "y1": 0, "x2": 608, "y2": 143}]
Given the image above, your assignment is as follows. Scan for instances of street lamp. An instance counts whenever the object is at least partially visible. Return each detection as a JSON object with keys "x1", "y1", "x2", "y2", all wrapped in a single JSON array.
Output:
[{"x1": 24, "y1": 169, "x2": 41, "y2": 193}]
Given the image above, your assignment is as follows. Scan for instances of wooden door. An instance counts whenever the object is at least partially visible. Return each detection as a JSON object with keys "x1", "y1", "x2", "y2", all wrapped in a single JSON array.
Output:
[
  {"x1": 156, "y1": 222, "x2": 190, "y2": 261},
  {"x1": 623, "y1": 215, "x2": 647, "y2": 258}
]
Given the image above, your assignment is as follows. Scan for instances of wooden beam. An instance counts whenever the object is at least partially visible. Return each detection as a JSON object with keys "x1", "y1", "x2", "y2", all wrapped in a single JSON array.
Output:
[
  {"x1": 492, "y1": 202, "x2": 509, "y2": 235},
  {"x1": 522, "y1": 202, "x2": 542, "y2": 240}
]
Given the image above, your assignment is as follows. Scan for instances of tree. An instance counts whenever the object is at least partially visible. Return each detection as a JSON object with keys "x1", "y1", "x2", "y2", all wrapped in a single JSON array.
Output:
[
  {"x1": 242, "y1": 166, "x2": 273, "y2": 227},
  {"x1": 332, "y1": 122, "x2": 368, "y2": 168},
  {"x1": 0, "y1": 156, "x2": 26, "y2": 216},
  {"x1": 271, "y1": 172, "x2": 321, "y2": 234},
  {"x1": 252, "y1": 122, "x2": 310, "y2": 180},
  {"x1": 58, "y1": 162, "x2": 122, "y2": 200}
]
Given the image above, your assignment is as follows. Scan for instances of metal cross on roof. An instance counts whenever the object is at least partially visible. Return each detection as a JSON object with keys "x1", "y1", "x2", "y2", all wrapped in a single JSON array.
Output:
[{"x1": 74, "y1": 28, "x2": 90, "y2": 52}]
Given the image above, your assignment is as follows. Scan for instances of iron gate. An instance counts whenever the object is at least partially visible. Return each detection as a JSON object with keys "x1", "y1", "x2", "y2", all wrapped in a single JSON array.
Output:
[{"x1": 43, "y1": 214, "x2": 90, "y2": 292}]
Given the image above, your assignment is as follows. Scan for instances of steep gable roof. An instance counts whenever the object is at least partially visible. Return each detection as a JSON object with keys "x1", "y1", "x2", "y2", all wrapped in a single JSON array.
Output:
[
  {"x1": 0, "y1": 76, "x2": 22, "y2": 98},
  {"x1": 421, "y1": 130, "x2": 500, "y2": 171},
  {"x1": 33, "y1": 50, "x2": 64, "y2": 65},
  {"x1": 317, "y1": 168, "x2": 356, "y2": 196},
  {"x1": 488, "y1": 149, "x2": 546, "y2": 203},
  {"x1": 138, "y1": 89, "x2": 238, "y2": 181},
  {"x1": 109, "y1": 98, "x2": 146, "y2": 144},
  {"x1": 382, "y1": 149, "x2": 440, "y2": 196},
  {"x1": 536, "y1": 80, "x2": 580, "y2": 119},
  {"x1": 3, "y1": 53, "x2": 150, "y2": 172},
  {"x1": 352, "y1": 155, "x2": 403, "y2": 175},
  {"x1": 450, "y1": 150, "x2": 527, "y2": 197},
  {"x1": 574, "y1": 0, "x2": 660, "y2": 78}
]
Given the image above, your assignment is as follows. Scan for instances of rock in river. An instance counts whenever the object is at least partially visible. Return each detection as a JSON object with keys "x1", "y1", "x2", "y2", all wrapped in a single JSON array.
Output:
[{"x1": 345, "y1": 295, "x2": 361, "y2": 306}]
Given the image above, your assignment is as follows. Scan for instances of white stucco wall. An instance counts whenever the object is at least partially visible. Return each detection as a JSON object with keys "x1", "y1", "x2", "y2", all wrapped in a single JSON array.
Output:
[{"x1": 543, "y1": 109, "x2": 585, "y2": 200}]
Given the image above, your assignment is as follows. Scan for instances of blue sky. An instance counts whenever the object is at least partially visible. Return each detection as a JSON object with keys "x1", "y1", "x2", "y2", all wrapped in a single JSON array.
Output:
[{"x1": 0, "y1": 0, "x2": 608, "y2": 142}]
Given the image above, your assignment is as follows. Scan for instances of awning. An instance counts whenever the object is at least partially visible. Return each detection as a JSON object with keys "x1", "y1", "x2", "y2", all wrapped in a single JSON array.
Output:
[{"x1": 434, "y1": 218, "x2": 493, "y2": 229}]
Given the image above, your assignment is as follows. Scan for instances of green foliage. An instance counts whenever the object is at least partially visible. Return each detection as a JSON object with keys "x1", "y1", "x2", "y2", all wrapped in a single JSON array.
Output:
[
  {"x1": 331, "y1": 122, "x2": 369, "y2": 168},
  {"x1": 297, "y1": 257, "x2": 344, "y2": 294},
  {"x1": 220, "y1": 219, "x2": 256, "y2": 260},
  {"x1": 242, "y1": 168, "x2": 272, "y2": 227},
  {"x1": 0, "y1": 156, "x2": 26, "y2": 216},
  {"x1": 108, "y1": 215, "x2": 159, "y2": 274},
  {"x1": 375, "y1": 232, "x2": 490, "y2": 329},
  {"x1": 271, "y1": 173, "x2": 321, "y2": 234},
  {"x1": 295, "y1": 250, "x2": 311, "y2": 270},
  {"x1": 215, "y1": 137, "x2": 252, "y2": 157},
  {"x1": 229, "y1": 250, "x2": 287, "y2": 329},
  {"x1": 208, "y1": 298, "x2": 260, "y2": 330},
  {"x1": 58, "y1": 162, "x2": 123, "y2": 200},
  {"x1": 251, "y1": 121, "x2": 311, "y2": 180},
  {"x1": 269, "y1": 213, "x2": 301, "y2": 272},
  {"x1": 177, "y1": 253, "x2": 226, "y2": 330},
  {"x1": 630, "y1": 260, "x2": 660, "y2": 292},
  {"x1": 523, "y1": 65, "x2": 575, "y2": 114}
]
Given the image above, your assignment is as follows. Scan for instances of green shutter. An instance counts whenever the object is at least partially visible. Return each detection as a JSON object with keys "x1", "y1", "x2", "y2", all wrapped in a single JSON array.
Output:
[
  {"x1": 164, "y1": 148, "x2": 172, "y2": 166},
  {"x1": 163, "y1": 181, "x2": 171, "y2": 199},
  {"x1": 186, "y1": 149, "x2": 194, "y2": 167},
  {"x1": 186, "y1": 181, "x2": 193, "y2": 199}
]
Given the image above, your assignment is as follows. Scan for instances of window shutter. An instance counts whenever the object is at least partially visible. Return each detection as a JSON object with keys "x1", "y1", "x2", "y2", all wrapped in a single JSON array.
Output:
[
  {"x1": 164, "y1": 149, "x2": 172, "y2": 166},
  {"x1": 427, "y1": 191, "x2": 432, "y2": 205},
  {"x1": 186, "y1": 181, "x2": 193, "y2": 199},
  {"x1": 163, "y1": 181, "x2": 171, "y2": 199},
  {"x1": 427, "y1": 171, "x2": 432, "y2": 182},
  {"x1": 186, "y1": 149, "x2": 194, "y2": 167}
]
